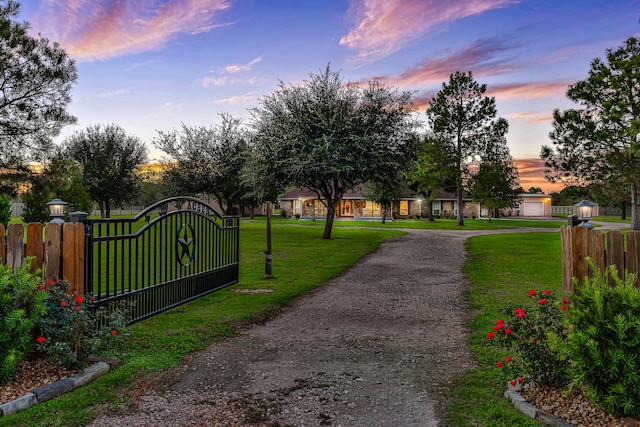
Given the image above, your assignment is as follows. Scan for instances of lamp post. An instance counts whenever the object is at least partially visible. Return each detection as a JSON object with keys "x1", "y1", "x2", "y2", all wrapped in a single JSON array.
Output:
[
  {"x1": 47, "y1": 198, "x2": 67, "y2": 223},
  {"x1": 574, "y1": 199, "x2": 595, "y2": 228}
]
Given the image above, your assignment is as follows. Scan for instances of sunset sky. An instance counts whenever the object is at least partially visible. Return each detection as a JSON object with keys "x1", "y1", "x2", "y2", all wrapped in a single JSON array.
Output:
[{"x1": 19, "y1": 0, "x2": 640, "y2": 193}]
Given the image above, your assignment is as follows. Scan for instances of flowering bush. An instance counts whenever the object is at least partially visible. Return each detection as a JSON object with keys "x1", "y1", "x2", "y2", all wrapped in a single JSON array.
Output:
[
  {"x1": 561, "y1": 263, "x2": 640, "y2": 416},
  {"x1": 35, "y1": 280, "x2": 130, "y2": 369},
  {"x1": 486, "y1": 288, "x2": 570, "y2": 387},
  {"x1": 0, "y1": 259, "x2": 46, "y2": 385}
]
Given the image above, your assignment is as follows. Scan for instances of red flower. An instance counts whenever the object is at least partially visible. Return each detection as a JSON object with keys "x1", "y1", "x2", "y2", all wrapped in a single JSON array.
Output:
[
  {"x1": 562, "y1": 298, "x2": 569, "y2": 304},
  {"x1": 560, "y1": 305, "x2": 567, "y2": 311},
  {"x1": 47, "y1": 280, "x2": 54, "y2": 285},
  {"x1": 111, "y1": 329, "x2": 117, "y2": 336},
  {"x1": 543, "y1": 290, "x2": 551, "y2": 295},
  {"x1": 486, "y1": 332, "x2": 495, "y2": 340},
  {"x1": 505, "y1": 356, "x2": 512, "y2": 362},
  {"x1": 538, "y1": 298, "x2": 547, "y2": 305},
  {"x1": 75, "y1": 296, "x2": 83, "y2": 304},
  {"x1": 531, "y1": 339, "x2": 536, "y2": 344},
  {"x1": 510, "y1": 379, "x2": 517, "y2": 387},
  {"x1": 517, "y1": 376, "x2": 523, "y2": 383},
  {"x1": 496, "y1": 319, "x2": 504, "y2": 325},
  {"x1": 527, "y1": 289, "x2": 535, "y2": 298},
  {"x1": 36, "y1": 336, "x2": 45, "y2": 344},
  {"x1": 493, "y1": 324, "x2": 503, "y2": 331},
  {"x1": 75, "y1": 306, "x2": 82, "y2": 310},
  {"x1": 60, "y1": 301, "x2": 67, "y2": 307},
  {"x1": 38, "y1": 285, "x2": 45, "y2": 291},
  {"x1": 505, "y1": 328, "x2": 512, "y2": 335},
  {"x1": 515, "y1": 308, "x2": 525, "y2": 318},
  {"x1": 90, "y1": 296, "x2": 96, "y2": 302},
  {"x1": 496, "y1": 361, "x2": 503, "y2": 367}
]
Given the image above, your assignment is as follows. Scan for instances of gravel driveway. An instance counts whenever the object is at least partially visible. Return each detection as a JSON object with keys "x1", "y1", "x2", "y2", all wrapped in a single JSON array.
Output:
[{"x1": 88, "y1": 228, "x2": 551, "y2": 427}]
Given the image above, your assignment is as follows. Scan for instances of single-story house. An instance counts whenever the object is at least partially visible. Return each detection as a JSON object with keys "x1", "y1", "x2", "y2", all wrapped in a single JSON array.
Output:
[{"x1": 279, "y1": 187, "x2": 552, "y2": 220}]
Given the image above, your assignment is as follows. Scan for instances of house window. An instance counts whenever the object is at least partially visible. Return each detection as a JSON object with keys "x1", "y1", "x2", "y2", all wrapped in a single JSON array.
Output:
[
  {"x1": 432, "y1": 201, "x2": 441, "y2": 216},
  {"x1": 399, "y1": 200, "x2": 408, "y2": 215}
]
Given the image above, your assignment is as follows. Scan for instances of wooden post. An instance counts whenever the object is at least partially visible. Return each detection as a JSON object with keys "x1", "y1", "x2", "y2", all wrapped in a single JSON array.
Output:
[
  {"x1": 572, "y1": 225, "x2": 589, "y2": 288},
  {"x1": 0, "y1": 224, "x2": 5, "y2": 265},
  {"x1": 561, "y1": 225, "x2": 574, "y2": 297},
  {"x1": 264, "y1": 201, "x2": 273, "y2": 279},
  {"x1": 44, "y1": 223, "x2": 62, "y2": 283}
]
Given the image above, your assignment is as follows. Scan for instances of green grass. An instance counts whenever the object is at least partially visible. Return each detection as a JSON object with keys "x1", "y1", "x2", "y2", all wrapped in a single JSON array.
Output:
[
  {"x1": 447, "y1": 231, "x2": 562, "y2": 426},
  {"x1": 0, "y1": 221, "x2": 403, "y2": 427}
]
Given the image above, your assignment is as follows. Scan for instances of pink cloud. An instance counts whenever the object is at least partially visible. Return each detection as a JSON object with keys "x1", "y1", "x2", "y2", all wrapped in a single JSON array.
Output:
[
  {"x1": 31, "y1": 0, "x2": 232, "y2": 61},
  {"x1": 340, "y1": 0, "x2": 520, "y2": 62},
  {"x1": 514, "y1": 158, "x2": 565, "y2": 193},
  {"x1": 487, "y1": 81, "x2": 570, "y2": 100}
]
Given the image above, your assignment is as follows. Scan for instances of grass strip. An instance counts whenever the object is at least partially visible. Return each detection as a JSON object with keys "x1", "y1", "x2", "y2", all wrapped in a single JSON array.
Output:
[{"x1": 447, "y1": 231, "x2": 562, "y2": 426}]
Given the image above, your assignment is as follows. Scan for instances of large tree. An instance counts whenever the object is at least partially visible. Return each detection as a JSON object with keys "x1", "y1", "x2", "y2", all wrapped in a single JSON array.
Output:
[
  {"x1": 541, "y1": 37, "x2": 640, "y2": 229},
  {"x1": 154, "y1": 113, "x2": 249, "y2": 215},
  {"x1": 251, "y1": 65, "x2": 418, "y2": 239},
  {"x1": 65, "y1": 124, "x2": 147, "y2": 218},
  {"x1": 426, "y1": 71, "x2": 508, "y2": 226},
  {"x1": 405, "y1": 133, "x2": 456, "y2": 221},
  {"x1": 0, "y1": 0, "x2": 77, "y2": 166}
]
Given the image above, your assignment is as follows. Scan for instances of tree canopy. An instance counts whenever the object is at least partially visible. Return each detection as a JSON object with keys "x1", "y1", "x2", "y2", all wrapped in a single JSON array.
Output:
[
  {"x1": 154, "y1": 113, "x2": 249, "y2": 215},
  {"x1": 64, "y1": 124, "x2": 147, "y2": 218},
  {"x1": 541, "y1": 37, "x2": 640, "y2": 229},
  {"x1": 0, "y1": 0, "x2": 77, "y2": 166},
  {"x1": 426, "y1": 71, "x2": 509, "y2": 226},
  {"x1": 251, "y1": 65, "x2": 418, "y2": 239}
]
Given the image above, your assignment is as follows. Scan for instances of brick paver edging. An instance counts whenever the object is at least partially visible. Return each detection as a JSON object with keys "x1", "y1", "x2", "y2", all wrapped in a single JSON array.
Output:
[
  {"x1": 505, "y1": 390, "x2": 575, "y2": 426},
  {"x1": 0, "y1": 361, "x2": 110, "y2": 417}
]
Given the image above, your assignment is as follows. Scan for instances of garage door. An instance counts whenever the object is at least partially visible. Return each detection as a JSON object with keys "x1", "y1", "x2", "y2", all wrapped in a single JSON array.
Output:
[{"x1": 523, "y1": 202, "x2": 543, "y2": 216}]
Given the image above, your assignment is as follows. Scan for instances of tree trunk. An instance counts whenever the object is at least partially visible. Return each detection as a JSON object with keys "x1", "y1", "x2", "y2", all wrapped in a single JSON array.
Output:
[
  {"x1": 105, "y1": 201, "x2": 111, "y2": 218},
  {"x1": 381, "y1": 204, "x2": 387, "y2": 224},
  {"x1": 456, "y1": 182, "x2": 464, "y2": 226},
  {"x1": 631, "y1": 184, "x2": 640, "y2": 230},
  {"x1": 621, "y1": 202, "x2": 627, "y2": 220},
  {"x1": 323, "y1": 204, "x2": 337, "y2": 239},
  {"x1": 427, "y1": 200, "x2": 434, "y2": 222}
]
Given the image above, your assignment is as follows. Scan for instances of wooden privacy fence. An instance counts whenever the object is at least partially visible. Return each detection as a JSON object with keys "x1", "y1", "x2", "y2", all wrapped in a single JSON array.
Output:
[
  {"x1": 0, "y1": 222, "x2": 85, "y2": 295},
  {"x1": 560, "y1": 225, "x2": 640, "y2": 296}
]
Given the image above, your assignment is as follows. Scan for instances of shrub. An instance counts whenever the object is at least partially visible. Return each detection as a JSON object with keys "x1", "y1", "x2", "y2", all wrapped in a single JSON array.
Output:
[
  {"x1": 0, "y1": 259, "x2": 47, "y2": 385},
  {"x1": 279, "y1": 208, "x2": 287, "y2": 218},
  {"x1": 486, "y1": 288, "x2": 571, "y2": 387},
  {"x1": 35, "y1": 280, "x2": 130, "y2": 369},
  {"x1": 0, "y1": 195, "x2": 11, "y2": 228},
  {"x1": 562, "y1": 263, "x2": 640, "y2": 416}
]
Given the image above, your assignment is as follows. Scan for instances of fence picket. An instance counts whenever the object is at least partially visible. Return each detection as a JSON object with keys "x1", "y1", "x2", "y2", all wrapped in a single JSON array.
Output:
[
  {"x1": 26, "y1": 223, "x2": 44, "y2": 273},
  {"x1": 627, "y1": 231, "x2": 640, "y2": 287},
  {"x1": 7, "y1": 224, "x2": 23, "y2": 271},
  {"x1": 588, "y1": 229, "x2": 605, "y2": 277},
  {"x1": 606, "y1": 231, "x2": 625, "y2": 284}
]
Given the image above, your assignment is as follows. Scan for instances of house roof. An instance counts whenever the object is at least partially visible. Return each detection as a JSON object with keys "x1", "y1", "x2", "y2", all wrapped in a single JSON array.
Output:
[{"x1": 278, "y1": 187, "x2": 472, "y2": 201}]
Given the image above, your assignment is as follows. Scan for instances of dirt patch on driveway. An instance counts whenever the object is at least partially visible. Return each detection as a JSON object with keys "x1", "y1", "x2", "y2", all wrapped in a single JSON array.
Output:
[{"x1": 88, "y1": 229, "x2": 535, "y2": 427}]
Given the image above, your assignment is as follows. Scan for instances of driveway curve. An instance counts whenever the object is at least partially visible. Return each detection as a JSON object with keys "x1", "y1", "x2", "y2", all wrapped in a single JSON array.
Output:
[{"x1": 89, "y1": 227, "x2": 559, "y2": 427}]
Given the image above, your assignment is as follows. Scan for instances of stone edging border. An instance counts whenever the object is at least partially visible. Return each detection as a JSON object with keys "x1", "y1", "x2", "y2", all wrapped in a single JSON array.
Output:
[
  {"x1": 505, "y1": 390, "x2": 575, "y2": 427},
  {"x1": 0, "y1": 361, "x2": 111, "y2": 418}
]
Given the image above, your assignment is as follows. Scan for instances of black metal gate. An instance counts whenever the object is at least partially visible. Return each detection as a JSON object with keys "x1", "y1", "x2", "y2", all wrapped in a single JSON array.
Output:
[{"x1": 83, "y1": 196, "x2": 239, "y2": 324}]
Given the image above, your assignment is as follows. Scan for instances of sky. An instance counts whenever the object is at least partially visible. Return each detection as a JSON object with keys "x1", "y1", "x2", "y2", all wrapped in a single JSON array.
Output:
[{"x1": 19, "y1": 0, "x2": 640, "y2": 194}]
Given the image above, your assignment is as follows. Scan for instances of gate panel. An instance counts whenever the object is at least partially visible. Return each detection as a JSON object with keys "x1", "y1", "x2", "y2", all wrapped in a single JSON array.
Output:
[{"x1": 84, "y1": 197, "x2": 239, "y2": 324}]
